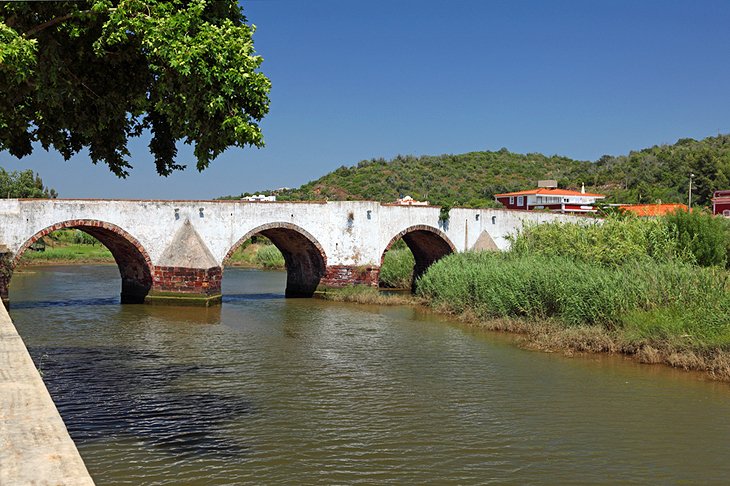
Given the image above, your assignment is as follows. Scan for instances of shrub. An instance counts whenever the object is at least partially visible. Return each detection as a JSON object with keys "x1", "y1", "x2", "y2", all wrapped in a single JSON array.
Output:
[
  {"x1": 254, "y1": 244, "x2": 285, "y2": 269},
  {"x1": 379, "y1": 248, "x2": 414, "y2": 288},
  {"x1": 664, "y1": 209, "x2": 730, "y2": 267},
  {"x1": 510, "y1": 211, "x2": 730, "y2": 268}
]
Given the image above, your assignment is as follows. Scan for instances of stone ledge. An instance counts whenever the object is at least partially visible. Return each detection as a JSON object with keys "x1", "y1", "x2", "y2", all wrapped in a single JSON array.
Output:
[{"x1": 0, "y1": 304, "x2": 95, "y2": 485}]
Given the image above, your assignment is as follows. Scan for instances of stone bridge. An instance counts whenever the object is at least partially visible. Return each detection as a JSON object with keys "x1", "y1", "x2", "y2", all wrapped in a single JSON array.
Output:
[{"x1": 0, "y1": 199, "x2": 577, "y2": 306}]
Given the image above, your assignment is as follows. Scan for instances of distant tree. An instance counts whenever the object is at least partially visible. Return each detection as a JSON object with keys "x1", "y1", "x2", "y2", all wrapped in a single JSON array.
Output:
[
  {"x1": 0, "y1": 0, "x2": 270, "y2": 177},
  {"x1": 0, "y1": 168, "x2": 57, "y2": 198},
  {"x1": 690, "y1": 148, "x2": 723, "y2": 206}
]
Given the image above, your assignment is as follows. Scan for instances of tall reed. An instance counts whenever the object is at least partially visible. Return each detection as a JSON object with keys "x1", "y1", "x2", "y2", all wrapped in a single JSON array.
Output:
[
  {"x1": 417, "y1": 252, "x2": 730, "y2": 348},
  {"x1": 379, "y1": 248, "x2": 415, "y2": 288},
  {"x1": 254, "y1": 244, "x2": 285, "y2": 269}
]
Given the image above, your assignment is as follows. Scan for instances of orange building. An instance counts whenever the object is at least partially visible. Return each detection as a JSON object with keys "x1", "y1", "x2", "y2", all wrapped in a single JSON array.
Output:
[{"x1": 619, "y1": 203, "x2": 688, "y2": 217}]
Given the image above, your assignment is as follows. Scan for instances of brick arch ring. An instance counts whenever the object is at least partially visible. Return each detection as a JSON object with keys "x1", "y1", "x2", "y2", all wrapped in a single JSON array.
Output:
[
  {"x1": 13, "y1": 219, "x2": 153, "y2": 272},
  {"x1": 380, "y1": 224, "x2": 456, "y2": 265},
  {"x1": 223, "y1": 221, "x2": 328, "y2": 266}
]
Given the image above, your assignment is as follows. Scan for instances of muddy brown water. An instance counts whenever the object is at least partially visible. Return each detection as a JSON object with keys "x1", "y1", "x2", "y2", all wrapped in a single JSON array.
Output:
[{"x1": 9, "y1": 265, "x2": 730, "y2": 485}]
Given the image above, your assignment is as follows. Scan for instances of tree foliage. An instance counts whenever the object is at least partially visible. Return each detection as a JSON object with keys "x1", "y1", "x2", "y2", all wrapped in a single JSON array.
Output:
[
  {"x1": 0, "y1": 0, "x2": 270, "y2": 177},
  {"x1": 0, "y1": 167, "x2": 57, "y2": 198}
]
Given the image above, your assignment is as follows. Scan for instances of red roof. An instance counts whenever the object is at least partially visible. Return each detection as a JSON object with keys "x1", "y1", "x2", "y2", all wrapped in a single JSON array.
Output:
[
  {"x1": 619, "y1": 203, "x2": 688, "y2": 216},
  {"x1": 494, "y1": 188, "x2": 605, "y2": 198}
]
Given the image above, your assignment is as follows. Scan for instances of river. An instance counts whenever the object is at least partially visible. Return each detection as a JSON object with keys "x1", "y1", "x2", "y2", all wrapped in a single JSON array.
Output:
[{"x1": 8, "y1": 265, "x2": 730, "y2": 484}]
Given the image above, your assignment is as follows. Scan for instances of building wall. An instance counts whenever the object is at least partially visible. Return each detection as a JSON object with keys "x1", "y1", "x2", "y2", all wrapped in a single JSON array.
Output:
[{"x1": 713, "y1": 200, "x2": 730, "y2": 216}]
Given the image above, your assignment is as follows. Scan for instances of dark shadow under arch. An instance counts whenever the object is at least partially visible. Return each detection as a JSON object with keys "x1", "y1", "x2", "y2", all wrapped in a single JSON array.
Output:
[
  {"x1": 224, "y1": 222, "x2": 327, "y2": 298},
  {"x1": 10, "y1": 220, "x2": 153, "y2": 304},
  {"x1": 381, "y1": 225, "x2": 456, "y2": 291}
]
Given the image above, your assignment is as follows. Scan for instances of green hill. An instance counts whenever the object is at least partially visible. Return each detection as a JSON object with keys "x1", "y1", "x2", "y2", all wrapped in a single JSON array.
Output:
[{"x1": 223, "y1": 134, "x2": 730, "y2": 208}]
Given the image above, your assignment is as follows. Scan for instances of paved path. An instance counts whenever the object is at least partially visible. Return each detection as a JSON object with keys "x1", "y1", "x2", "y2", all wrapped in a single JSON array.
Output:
[{"x1": 0, "y1": 304, "x2": 95, "y2": 485}]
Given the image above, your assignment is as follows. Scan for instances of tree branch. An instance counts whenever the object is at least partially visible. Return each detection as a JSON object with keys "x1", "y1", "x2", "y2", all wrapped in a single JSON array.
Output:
[
  {"x1": 23, "y1": 8, "x2": 115, "y2": 38},
  {"x1": 23, "y1": 13, "x2": 77, "y2": 38}
]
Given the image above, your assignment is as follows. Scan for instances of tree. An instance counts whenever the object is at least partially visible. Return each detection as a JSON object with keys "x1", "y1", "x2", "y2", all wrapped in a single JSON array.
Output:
[
  {"x1": 0, "y1": 0, "x2": 270, "y2": 177},
  {"x1": 689, "y1": 148, "x2": 722, "y2": 207},
  {"x1": 0, "y1": 168, "x2": 57, "y2": 198}
]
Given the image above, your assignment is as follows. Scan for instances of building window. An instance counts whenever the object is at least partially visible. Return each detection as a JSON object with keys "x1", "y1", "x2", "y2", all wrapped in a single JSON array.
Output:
[
  {"x1": 517, "y1": 196, "x2": 524, "y2": 206},
  {"x1": 563, "y1": 198, "x2": 569, "y2": 203},
  {"x1": 724, "y1": 210, "x2": 730, "y2": 217},
  {"x1": 509, "y1": 196, "x2": 514, "y2": 205},
  {"x1": 537, "y1": 196, "x2": 543, "y2": 203}
]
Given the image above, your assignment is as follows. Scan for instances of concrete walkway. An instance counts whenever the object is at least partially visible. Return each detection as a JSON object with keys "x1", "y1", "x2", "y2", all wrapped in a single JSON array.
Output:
[{"x1": 0, "y1": 304, "x2": 95, "y2": 485}]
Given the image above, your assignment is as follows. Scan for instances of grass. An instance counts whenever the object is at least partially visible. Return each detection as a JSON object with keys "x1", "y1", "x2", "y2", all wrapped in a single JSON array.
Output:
[
  {"x1": 379, "y1": 247, "x2": 414, "y2": 288},
  {"x1": 225, "y1": 240, "x2": 285, "y2": 269},
  {"x1": 319, "y1": 285, "x2": 420, "y2": 305},
  {"x1": 417, "y1": 252, "x2": 730, "y2": 344},
  {"x1": 254, "y1": 244, "x2": 285, "y2": 269},
  {"x1": 19, "y1": 243, "x2": 113, "y2": 264}
]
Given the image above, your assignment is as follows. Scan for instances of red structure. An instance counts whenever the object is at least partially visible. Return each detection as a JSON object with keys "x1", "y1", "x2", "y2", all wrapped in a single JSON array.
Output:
[
  {"x1": 620, "y1": 203, "x2": 688, "y2": 217},
  {"x1": 712, "y1": 190, "x2": 730, "y2": 217},
  {"x1": 494, "y1": 187, "x2": 605, "y2": 213}
]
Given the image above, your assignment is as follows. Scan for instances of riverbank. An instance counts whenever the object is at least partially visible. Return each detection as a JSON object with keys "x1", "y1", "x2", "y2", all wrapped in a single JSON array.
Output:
[
  {"x1": 321, "y1": 283, "x2": 730, "y2": 382},
  {"x1": 419, "y1": 246, "x2": 730, "y2": 382},
  {"x1": 18, "y1": 243, "x2": 114, "y2": 265}
]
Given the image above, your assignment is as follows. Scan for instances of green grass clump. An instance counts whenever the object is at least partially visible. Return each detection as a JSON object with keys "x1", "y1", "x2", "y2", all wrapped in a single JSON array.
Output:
[
  {"x1": 20, "y1": 244, "x2": 113, "y2": 262},
  {"x1": 622, "y1": 296, "x2": 730, "y2": 348},
  {"x1": 417, "y1": 252, "x2": 730, "y2": 347},
  {"x1": 254, "y1": 244, "x2": 285, "y2": 269},
  {"x1": 320, "y1": 285, "x2": 417, "y2": 305},
  {"x1": 379, "y1": 248, "x2": 415, "y2": 288},
  {"x1": 225, "y1": 237, "x2": 285, "y2": 269}
]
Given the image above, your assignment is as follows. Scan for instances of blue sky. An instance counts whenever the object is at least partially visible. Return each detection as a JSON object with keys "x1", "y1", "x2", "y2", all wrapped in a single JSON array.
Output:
[{"x1": 2, "y1": 0, "x2": 730, "y2": 199}]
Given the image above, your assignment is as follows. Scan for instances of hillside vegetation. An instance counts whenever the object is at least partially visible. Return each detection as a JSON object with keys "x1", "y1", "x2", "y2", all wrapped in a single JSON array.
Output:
[{"x1": 222, "y1": 134, "x2": 730, "y2": 208}]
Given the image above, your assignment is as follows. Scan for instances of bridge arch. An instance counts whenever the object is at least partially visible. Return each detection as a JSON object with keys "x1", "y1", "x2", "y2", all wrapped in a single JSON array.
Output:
[
  {"x1": 9, "y1": 220, "x2": 153, "y2": 304},
  {"x1": 224, "y1": 222, "x2": 327, "y2": 297},
  {"x1": 381, "y1": 225, "x2": 456, "y2": 291}
]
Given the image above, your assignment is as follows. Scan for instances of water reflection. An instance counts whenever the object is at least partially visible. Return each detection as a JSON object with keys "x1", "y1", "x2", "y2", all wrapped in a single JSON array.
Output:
[
  {"x1": 222, "y1": 293, "x2": 285, "y2": 302},
  {"x1": 29, "y1": 346, "x2": 253, "y2": 458}
]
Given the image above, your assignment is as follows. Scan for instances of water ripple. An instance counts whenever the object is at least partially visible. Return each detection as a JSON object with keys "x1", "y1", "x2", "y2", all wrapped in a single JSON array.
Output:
[
  {"x1": 29, "y1": 346, "x2": 254, "y2": 459},
  {"x1": 10, "y1": 296, "x2": 119, "y2": 309}
]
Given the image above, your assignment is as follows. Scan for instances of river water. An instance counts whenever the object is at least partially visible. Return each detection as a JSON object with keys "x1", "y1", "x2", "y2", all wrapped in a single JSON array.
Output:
[{"x1": 8, "y1": 265, "x2": 730, "y2": 484}]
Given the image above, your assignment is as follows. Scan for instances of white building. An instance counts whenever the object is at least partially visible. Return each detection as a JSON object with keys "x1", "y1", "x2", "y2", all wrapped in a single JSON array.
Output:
[{"x1": 243, "y1": 194, "x2": 276, "y2": 202}]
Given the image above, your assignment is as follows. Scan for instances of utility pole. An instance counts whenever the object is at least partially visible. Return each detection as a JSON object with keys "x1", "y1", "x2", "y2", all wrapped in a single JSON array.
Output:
[{"x1": 689, "y1": 173, "x2": 695, "y2": 209}]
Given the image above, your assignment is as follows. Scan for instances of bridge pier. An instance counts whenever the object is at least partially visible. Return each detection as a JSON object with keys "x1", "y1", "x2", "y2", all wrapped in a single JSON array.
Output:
[
  {"x1": 1, "y1": 249, "x2": 11, "y2": 309},
  {"x1": 320, "y1": 265, "x2": 380, "y2": 289},
  {"x1": 144, "y1": 220, "x2": 223, "y2": 306},
  {"x1": 1, "y1": 277, "x2": 9, "y2": 309},
  {"x1": 146, "y1": 266, "x2": 223, "y2": 306}
]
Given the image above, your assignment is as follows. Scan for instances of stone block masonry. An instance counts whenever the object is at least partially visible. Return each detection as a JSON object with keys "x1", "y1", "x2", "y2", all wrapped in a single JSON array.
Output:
[
  {"x1": 0, "y1": 303, "x2": 95, "y2": 485},
  {"x1": 146, "y1": 266, "x2": 223, "y2": 306},
  {"x1": 321, "y1": 265, "x2": 380, "y2": 288}
]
